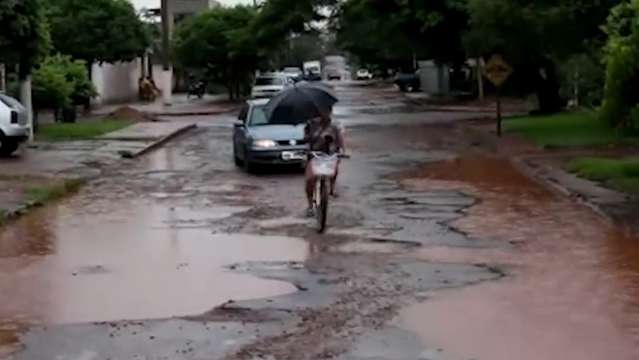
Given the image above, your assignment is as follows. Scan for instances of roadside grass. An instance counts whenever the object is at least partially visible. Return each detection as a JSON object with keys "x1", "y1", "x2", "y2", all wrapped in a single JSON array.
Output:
[
  {"x1": 25, "y1": 178, "x2": 86, "y2": 205},
  {"x1": 504, "y1": 112, "x2": 639, "y2": 148},
  {"x1": 36, "y1": 118, "x2": 131, "y2": 141},
  {"x1": 566, "y1": 157, "x2": 639, "y2": 195},
  {"x1": 0, "y1": 178, "x2": 86, "y2": 226}
]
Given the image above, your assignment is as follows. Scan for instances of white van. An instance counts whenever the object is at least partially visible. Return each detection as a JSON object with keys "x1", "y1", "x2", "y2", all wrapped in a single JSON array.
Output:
[{"x1": 0, "y1": 93, "x2": 30, "y2": 156}]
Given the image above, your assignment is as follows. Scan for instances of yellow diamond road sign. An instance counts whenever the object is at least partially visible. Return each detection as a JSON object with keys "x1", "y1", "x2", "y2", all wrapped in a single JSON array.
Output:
[{"x1": 484, "y1": 54, "x2": 513, "y2": 87}]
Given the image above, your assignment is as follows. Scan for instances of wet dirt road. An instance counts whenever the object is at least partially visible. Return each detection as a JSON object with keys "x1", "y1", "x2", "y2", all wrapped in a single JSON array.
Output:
[
  {"x1": 1, "y1": 83, "x2": 639, "y2": 359},
  {"x1": 396, "y1": 156, "x2": 639, "y2": 360}
]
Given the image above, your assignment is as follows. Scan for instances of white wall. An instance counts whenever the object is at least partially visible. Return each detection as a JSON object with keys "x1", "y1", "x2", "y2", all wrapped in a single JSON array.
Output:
[
  {"x1": 91, "y1": 60, "x2": 142, "y2": 105},
  {"x1": 418, "y1": 60, "x2": 450, "y2": 95}
]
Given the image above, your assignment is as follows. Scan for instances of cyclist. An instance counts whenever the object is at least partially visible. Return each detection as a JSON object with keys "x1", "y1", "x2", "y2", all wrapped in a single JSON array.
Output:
[{"x1": 304, "y1": 110, "x2": 345, "y2": 217}]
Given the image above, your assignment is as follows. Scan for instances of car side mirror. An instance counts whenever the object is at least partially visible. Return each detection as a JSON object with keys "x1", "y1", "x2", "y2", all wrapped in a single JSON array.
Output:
[{"x1": 234, "y1": 120, "x2": 245, "y2": 128}]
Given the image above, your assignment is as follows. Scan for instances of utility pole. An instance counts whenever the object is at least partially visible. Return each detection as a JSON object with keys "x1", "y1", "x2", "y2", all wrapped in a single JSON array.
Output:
[
  {"x1": 476, "y1": 57, "x2": 484, "y2": 101},
  {"x1": 161, "y1": 0, "x2": 172, "y2": 105},
  {"x1": 18, "y1": 64, "x2": 34, "y2": 141}
]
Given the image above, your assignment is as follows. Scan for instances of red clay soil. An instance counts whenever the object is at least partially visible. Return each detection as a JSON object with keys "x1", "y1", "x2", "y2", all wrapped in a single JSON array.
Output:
[{"x1": 108, "y1": 106, "x2": 154, "y2": 122}]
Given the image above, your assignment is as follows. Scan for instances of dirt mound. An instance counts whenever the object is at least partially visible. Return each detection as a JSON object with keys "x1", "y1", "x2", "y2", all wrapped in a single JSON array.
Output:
[{"x1": 108, "y1": 106, "x2": 154, "y2": 122}]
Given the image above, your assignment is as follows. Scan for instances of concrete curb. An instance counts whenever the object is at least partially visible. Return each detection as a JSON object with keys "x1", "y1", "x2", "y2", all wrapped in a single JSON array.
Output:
[
  {"x1": 1, "y1": 201, "x2": 42, "y2": 224},
  {"x1": 0, "y1": 178, "x2": 88, "y2": 226},
  {"x1": 510, "y1": 157, "x2": 616, "y2": 223},
  {"x1": 122, "y1": 123, "x2": 197, "y2": 159}
]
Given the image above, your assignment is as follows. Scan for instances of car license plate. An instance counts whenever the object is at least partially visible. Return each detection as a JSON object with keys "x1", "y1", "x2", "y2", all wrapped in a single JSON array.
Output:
[{"x1": 282, "y1": 151, "x2": 305, "y2": 161}]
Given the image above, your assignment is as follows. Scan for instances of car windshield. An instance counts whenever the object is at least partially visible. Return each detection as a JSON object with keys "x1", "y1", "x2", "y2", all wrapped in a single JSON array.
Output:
[
  {"x1": 255, "y1": 77, "x2": 284, "y2": 86},
  {"x1": 249, "y1": 105, "x2": 270, "y2": 126},
  {"x1": 0, "y1": 94, "x2": 25, "y2": 111}
]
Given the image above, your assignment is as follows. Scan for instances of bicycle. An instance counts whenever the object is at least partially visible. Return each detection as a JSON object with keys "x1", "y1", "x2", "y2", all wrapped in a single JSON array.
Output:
[{"x1": 308, "y1": 151, "x2": 349, "y2": 233}]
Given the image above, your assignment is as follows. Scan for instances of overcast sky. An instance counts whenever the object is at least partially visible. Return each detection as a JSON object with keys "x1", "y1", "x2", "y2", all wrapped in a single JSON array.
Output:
[{"x1": 130, "y1": 0, "x2": 252, "y2": 10}]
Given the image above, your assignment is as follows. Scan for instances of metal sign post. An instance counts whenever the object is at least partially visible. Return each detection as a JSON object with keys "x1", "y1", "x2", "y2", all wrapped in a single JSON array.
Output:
[{"x1": 483, "y1": 54, "x2": 513, "y2": 137}]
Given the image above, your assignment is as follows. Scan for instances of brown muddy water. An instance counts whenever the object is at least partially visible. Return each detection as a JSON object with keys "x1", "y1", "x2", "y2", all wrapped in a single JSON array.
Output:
[
  {"x1": 397, "y1": 154, "x2": 639, "y2": 360},
  {"x1": 0, "y1": 194, "x2": 308, "y2": 355}
]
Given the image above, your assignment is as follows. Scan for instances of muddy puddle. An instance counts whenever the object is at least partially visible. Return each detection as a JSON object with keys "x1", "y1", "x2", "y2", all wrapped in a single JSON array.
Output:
[
  {"x1": 397, "y1": 154, "x2": 639, "y2": 360},
  {"x1": 0, "y1": 199, "x2": 307, "y2": 332}
]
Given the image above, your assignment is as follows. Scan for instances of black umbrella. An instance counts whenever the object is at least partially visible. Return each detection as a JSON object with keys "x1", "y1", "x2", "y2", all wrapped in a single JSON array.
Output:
[{"x1": 264, "y1": 82, "x2": 338, "y2": 125}]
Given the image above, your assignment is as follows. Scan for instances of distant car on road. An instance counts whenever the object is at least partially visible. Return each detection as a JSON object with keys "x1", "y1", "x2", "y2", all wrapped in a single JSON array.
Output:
[
  {"x1": 356, "y1": 69, "x2": 373, "y2": 80},
  {"x1": 303, "y1": 61, "x2": 321, "y2": 77},
  {"x1": 233, "y1": 98, "x2": 307, "y2": 172},
  {"x1": 303, "y1": 71, "x2": 322, "y2": 82},
  {"x1": 0, "y1": 93, "x2": 30, "y2": 156},
  {"x1": 326, "y1": 68, "x2": 341, "y2": 81},
  {"x1": 394, "y1": 71, "x2": 421, "y2": 92},
  {"x1": 282, "y1": 67, "x2": 303, "y2": 82},
  {"x1": 251, "y1": 73, "x2": 291, "y2": 99}
]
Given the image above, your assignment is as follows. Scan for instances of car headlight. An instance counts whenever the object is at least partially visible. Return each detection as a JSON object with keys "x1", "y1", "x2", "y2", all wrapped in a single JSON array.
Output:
[{"x1": 252, "y1": 139, "x2": 277, "y2": 149}]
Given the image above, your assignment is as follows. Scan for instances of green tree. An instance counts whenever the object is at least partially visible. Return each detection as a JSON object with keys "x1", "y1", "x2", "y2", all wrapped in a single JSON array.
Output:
[
  {"x1": 251, "y1": 0, "x2": 337, "y2": 65},
  {"x1": 464, "y1": 0, "x2": 619, "y2": 113},
  {"x1": 336, "y1": 0, "x2": 413, "y2": 70},
  {"x1": 601, "y1": 0, "x2": 639, "y2": 131},
  {"x1": 0, "y1": 0, "x2": 50, "y2": 77},
  {"x1": 269, "y1": 32, "x2": 328, "y2": 70},
  {"x1": 45, "y1": 0, "x2": 149, "y2": 68},
  {"x1": 173, "y1": 6, "x2": 259, "y2": 100},
  {"x1": 559, "y1": 53, "x2": 604, "y2": 108},
  {"x1": 335, "y1": 0, "x2": 468, "y2": 71}
]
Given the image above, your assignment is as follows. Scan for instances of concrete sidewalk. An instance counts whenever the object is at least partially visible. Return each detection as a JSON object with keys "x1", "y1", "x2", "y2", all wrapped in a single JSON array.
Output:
[
  {"x1": 4, "y1": 121, "x2": 196, "y2": 177},
  {"x1": 0, "y1": 120, "x2": 196, "y2": 222}
]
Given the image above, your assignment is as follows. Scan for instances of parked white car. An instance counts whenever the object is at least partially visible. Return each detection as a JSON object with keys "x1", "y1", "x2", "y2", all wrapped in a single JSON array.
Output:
[
  {"x1": 356, "y1": 69, "x2": 373, "y2": 80},
  {"x1": 0, "y1": 93, "x2": 30, "y2": 156},
  {"x1": 251, "y1": 73, "x2": 291, "y2": 99}
]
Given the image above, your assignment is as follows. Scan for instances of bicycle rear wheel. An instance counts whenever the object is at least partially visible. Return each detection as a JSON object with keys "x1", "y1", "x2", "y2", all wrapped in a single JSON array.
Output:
[{"x1": 317, "y1": 178, "x2": 329, "y2": 233}]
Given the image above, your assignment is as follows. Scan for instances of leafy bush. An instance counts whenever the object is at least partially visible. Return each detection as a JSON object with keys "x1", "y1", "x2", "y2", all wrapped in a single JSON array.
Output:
[
  {"x1": 32, "y1": 58, "x2": 73, "y2": 110},
  {"x1": 60, "y1": 57, "x2": 97, "y2": 104},
  {"x1": 32, "y1": 55, "x2": 96, "y2": 111},
  {"x1": 601, "y1": 0, "x2": 639, "y2": 131}
]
